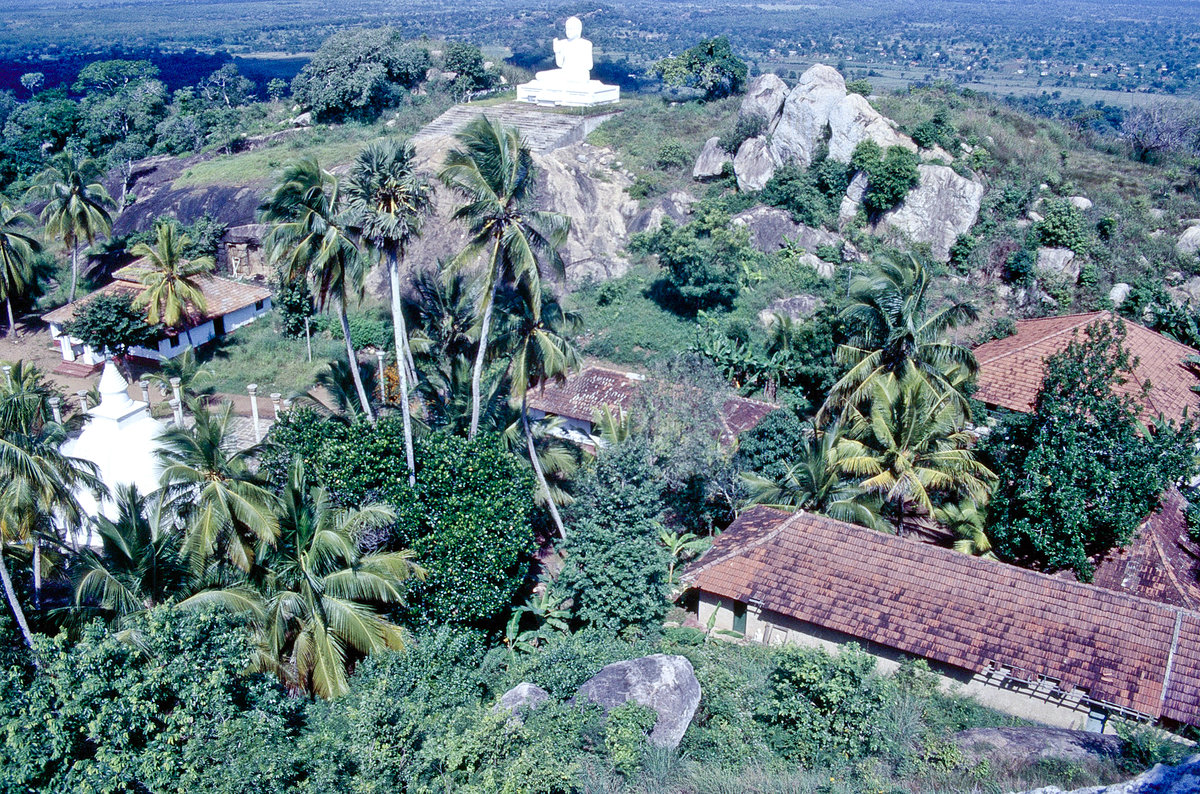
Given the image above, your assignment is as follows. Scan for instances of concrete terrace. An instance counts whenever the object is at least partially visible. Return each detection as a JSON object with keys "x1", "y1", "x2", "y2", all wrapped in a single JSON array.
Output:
[{"x1": 412, "y1": 101, "x2": 620, "y2": 154}]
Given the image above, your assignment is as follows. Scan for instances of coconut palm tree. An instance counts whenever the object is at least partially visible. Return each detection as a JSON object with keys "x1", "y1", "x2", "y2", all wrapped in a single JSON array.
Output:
[
  {"x1": 261, "y1": 157, "x2": 375, "y2": 420},
  {"x1": 439, "y1": 116, "x2": 570, "y2": 439},
  {"x1": 592, "y1": 405, "x2": 634, "y2": 447},
  {"x1": 73, "y1": 484, "x2": 191, "y2": 626},
  {"x1": 742, "y1": 421, "x2": 882, "y2": 529},
  {"x1": 301, "y1": 357, "x2": 379, "y2": 421},
  {"x1": 823, "y1": 254, "x2": 977, "y2": 420},
  {"x1": 835, "y1": 374, "x2": 995, "y2": 539},
  {"x1": 130, "y1": 222, "x2": 213, "y2": 348},
  {"x1": 255, "y1": 457, "x2": 424, "y2": 698},
  {"x1": 501, "y1": 289, "x2": 581, "y2": 539},
  {"x1": 0, "y1": 202, "x2": 40, "y2": 336},
  {"x1": 936, "y1": 500, "x2": 997, "y2": 558},
  {"x1": 145, "y1": 348, "x2": 215, "y2": 400},
  {"x1": 157, "y1": 400, "x2": 279, "y2": 574},
  {"x1": 25, "y1": 152, "x2": 115, "y2": 303},
  {"x1": 345, "y1": 138, "x2": 433, "y2": 485},
  {"x1": 0, "y1": 409, "x2": 100, "y2": 657}
]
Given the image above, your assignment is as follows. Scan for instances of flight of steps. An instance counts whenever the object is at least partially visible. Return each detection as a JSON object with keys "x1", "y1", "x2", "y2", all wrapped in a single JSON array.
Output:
[{"x1": 413, "y1": 101, "x2": 620, "y2": 154}]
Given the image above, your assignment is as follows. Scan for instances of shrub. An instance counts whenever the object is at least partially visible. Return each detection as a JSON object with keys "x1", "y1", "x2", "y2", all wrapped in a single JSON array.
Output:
[
  {"x1": 313, "y1": 311, "x2": 390, "y2": 350},
  {"x1": 977, "y1": 316, "x2": 1017, "y2": 343},
  {"x1": 605, "y1": 702, "x2": 658, "y2": 775},
  {"x1": 291, "y1": 28, "x2": 429, "y2": 120},
  {"x1": 761, "y1": 163, "x2": 830, "y2": 226},
  {"x1": 1004, "y1": 246, "x2": 1037, "y2": 284},
  {"x1": 1035, "y1": 198, "x2": 1090, "y2": 254},
  {"x1": 863, "y1": 146, "x2": 921, "y2": 215},
  {"x1": 719, "y1": 112, "x2": 768, "y2": 154},
  {"x1": 509, "y1": 630, "x2": 650, "y2": 700},
  {"x1": 948, "y1": 233, "x2": 978, "y2": 269},
  {"x1": 631, "y1": 212, "x2": 761, "y2": 313},
  {"x1": 734, "y1": 409, "x2": 809, "y2": 479},
  {"x1": 559, "y1": 440, "x2": 670, "y2": 632},
  {"x1": 846, "y1": 78, "x2": 872, "y2": 96},
  {"x1": 64, "y1": 292, "x2": 159, "y2": 361},
  {"x1": 653, "y1": 36, "x2": 747, "y2": 100},
  {"x1": 656, "y1": 140, "x2": 693, "y2": 170},
  {"x1": 911, "y1": 107, "x2": 955, "y2": 150},
  {"x1": 761, "y1": 644, "x2": 896, "y2": 765},
  {"x1": 275, "y1": 277, "x2": 312, "y2": 338}
]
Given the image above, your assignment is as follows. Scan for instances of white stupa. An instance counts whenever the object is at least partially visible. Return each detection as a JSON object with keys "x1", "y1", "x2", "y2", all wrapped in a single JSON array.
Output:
[
  {"x1": 61, "y1": 362, "x2": 166, "y2": 546},
  {"x1": 516, "y1": 16, "x2": 619, "y2": 107}
]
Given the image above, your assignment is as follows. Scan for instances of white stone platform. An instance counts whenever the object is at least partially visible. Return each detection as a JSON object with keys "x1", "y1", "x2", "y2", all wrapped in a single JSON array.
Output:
[
  {"x1": 413, "y1": 101, "x2": 619, "y2": 154},
  {"x1": 516, "y1": 80, "x2": 619, "y2": 108}
]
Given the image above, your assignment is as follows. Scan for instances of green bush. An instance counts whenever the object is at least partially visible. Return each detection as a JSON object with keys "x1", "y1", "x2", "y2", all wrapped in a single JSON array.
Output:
[
  {"x1": 734, "y1": 409, "x2": 809, "y2": 479},
  {"x1": 761, "y1": 163, "x2": 830, "y2": 226},
  {"x1": 948, "y1": 233, "x2": 978, "y2": 270},
  {"x1": 274, "y1": 277, "x2": 313, "y2": 338},
  {"x1": 559, "y1": 440, "x2": 670, "y2": 632},
  {"x1": 605, "y1": 702, "x2": 658, "y2": 775},
  {"x1": 1035, "y1": 198, "x2": 1090, "y2": 254},
  {"x1": 846, "y1": 78, "x2": 872, "y2": 96},
  {"x1": 719, "y1": 112, "x2": 768, "y2": 154},
  {"x1": 762, "y1": 644, "x2": 896, "y2": 765},
  {"x1": 1004, "y1": 246, "x2": 1037, "y2": 284},
  {"x1": 656, "y1": 141, "x2": 693, "y2": 170},
  {"x1": 863, "y1": 146, "x2": 921, "y2": 215},
  {"x1": 264, "y1": 413, "x2": 537, "y2": 625}
]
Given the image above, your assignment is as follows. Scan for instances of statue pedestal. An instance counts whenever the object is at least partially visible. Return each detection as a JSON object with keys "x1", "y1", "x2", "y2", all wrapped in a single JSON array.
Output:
[{"x1": 516, "y1": 79, "x2": 619, "y2": 108}]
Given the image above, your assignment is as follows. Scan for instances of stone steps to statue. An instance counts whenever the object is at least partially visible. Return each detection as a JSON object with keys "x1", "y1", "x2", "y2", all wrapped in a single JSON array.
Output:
[{"x1": 413, "y1": 102, "x2": 619, "y2": 154}]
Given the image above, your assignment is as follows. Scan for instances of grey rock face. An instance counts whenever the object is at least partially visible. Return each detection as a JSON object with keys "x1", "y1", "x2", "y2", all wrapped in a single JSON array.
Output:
[
  {"x1": 1177, "y1": 225, "x2": 1200, "y2": 257},
  {"x1": 1109, "y1": 282, "x2": 1132, "y2": 307},
  {"x1": 760, "y1": 294, "x2": 824, "y2": 325},
  {"x1": 955, "y1": 726, "x2": 1122, "y2": 765},
  {"x1": 1037, "y1": 247, "x2": 1080, "y2": 281},
  {"x1": 839, "y1": 171, "x2": 868, "y2": 227},
  {"x1": 826, "y1": 92, "x2": 916, "y2": 163},
  {"x1": 575, "y1": 654, "x2": 701, "y2": 748},
  {"x1": 693, "y1": 136, "x2": 729, "y2": 179},
  {"x1": 875, "y1": 164, "x2": 984, "y2": 262},
  {"x1": 734, "y1": 136, "x2": 777, "y2": 192},
  {"x1": 1068, "y1": 196, "x2": 1094, "y2": 211},
  {"x1": 495, "y1": 682, "x2": 550, "y2": 716},
  {"x1": 1014, "y1": 754, "x2": 1200, "y2": 794},
  {"x1": 770, "y1": 65, "x2": 847, "y2": 167},
  {"x1": 739, "y1": 73, "x2": 789, "y2": 130}
]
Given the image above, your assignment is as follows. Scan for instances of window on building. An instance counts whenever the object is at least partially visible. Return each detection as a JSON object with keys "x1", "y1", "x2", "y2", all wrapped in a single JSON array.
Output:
[
  {"x1": 167, "y1": 333, "x2": 179, "y2": 348},
  {"x1": 732, "y1": 601, "x2": 747, "y2": 635},
  {"x1": 255, "y1": 299, "x2": 265, "y2": 311}
]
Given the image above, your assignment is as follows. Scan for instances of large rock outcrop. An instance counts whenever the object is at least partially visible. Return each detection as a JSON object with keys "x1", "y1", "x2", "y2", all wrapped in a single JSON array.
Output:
[
  {"x1": 875, "y1": 164, "x2": 983, "y2": 262},
  {"x1": 1015, "y1": 754, "x2": 1200, "y2": 794},
  {"x1": 1037, "y1": 247, "x2": 1080, "y2": 281},
  {"x1": 734, "y1": 136, "x2": 776, "y2": 192},
  {"x1": 769, "y1": 65, "x2": 849, "y2": 167},
  {"x1": 827, "y1": 92, "x2": 918, "y2": 162},
  {"x1": 693, "y1": 136, "x2": 729, "y2": 179},
  {"x1": 739, "y1": 73, "x2": 789, "y2": 130},
  {"x1": 494, "y1": 683, "x2": 550, "y2": 717},
  {"x1": 575, "y1": 654, "x2": 701, "y2": 749}
]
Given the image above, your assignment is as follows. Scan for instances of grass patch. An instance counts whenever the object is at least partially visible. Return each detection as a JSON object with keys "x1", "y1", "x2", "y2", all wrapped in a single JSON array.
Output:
[
  {"x1": 173, "y1": 97, "x2": 453, "y2": 189},
  {"x1": 198, "y1": 309, "x2": 349, "y2": 395}
]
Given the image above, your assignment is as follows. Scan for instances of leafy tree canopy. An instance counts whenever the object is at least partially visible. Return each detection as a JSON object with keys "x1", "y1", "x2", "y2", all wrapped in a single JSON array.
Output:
[
  {"x1": 290, "y1": 28, "x2": 430, "y2": 121},
  {"x1": 654, "y1": 36, "x2": 748, "y2": 100},
  {"x1": 983, "y1": 319, "x2": 1198, "y2": 579},
  {"x1": 64, "y1": 291, "x2": 158, "y2": 359}
]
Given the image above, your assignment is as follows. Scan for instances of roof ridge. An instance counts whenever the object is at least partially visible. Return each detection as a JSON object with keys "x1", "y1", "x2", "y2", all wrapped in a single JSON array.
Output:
[{"x1": 682, "y1": 508, "x2": 798, "y2": 583}]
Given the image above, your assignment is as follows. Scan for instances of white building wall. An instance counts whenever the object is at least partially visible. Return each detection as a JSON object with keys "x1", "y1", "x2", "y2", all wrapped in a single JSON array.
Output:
[
  {"x1": 52, "y1": 299, "x2": 271, "y2": 363},
  {"x1": 697, "y1": 593, "x2": 1113, "y2": 733}
]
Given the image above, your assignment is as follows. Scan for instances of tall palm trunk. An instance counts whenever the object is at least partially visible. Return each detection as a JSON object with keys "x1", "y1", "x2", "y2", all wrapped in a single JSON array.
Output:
[
  {"x1": 522, "y1": 393, "x2": 566, "y2": 540},
  {"x1": 69, "y1": 242, "x2": 79, "y2": 303},
  {"x1": 5, "y1": 297, "x2": 14, "y2": 338},
  {"x1": 388, "y1": 253, "x2": 416, "y2": 487},
  {"x1": 469, "y1": 243, "x2": 503, "y2": 440},
  {"x1": 0, "y1": 549, "x2": 38, "y2": 665},
  {"x1": 339, "y1": 301, "x2": 375, "y2": 422}
]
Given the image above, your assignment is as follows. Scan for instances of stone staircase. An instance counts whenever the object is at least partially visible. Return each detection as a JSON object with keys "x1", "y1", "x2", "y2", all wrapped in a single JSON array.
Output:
[{"x1": 413, "y1": 101, "x2": 620, "y2": 154}]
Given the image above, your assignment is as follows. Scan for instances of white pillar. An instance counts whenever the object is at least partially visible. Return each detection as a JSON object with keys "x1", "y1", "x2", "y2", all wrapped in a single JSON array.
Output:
[
  {"x1": 2, "y1": 364, "x2": 12, "y2": 388},
  {"x1": 169, "y1": 397, "x2": 183, "y2": 426},
  {"x1": 138, "y1": 378, "x2": 151, "y2": 405},
  {"x1": 170, "y1": 377, "x2": 182, "y2": 405},
  {"x1": 270, "y1": 392, "x2": 282, "y2": 419},
  {"x1": 76, "y1": 390, "x2": 89, "y2": 413},
  {"x1": 48, "y1": 396, "x2": 61, "y2": 424},
  {"x1": 376, "y1": 350, "x2": 387, "y2": 403},
  {"x1": 247, "y1": 384, "x2": 261, "y2": 442}
]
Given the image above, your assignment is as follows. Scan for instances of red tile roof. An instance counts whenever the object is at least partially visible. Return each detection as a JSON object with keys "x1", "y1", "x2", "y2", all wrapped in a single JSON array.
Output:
[
  {"x1": 43, "y1": 269, "x2": 270, "y2": 327},
  {"x1": 527, "y1": 365, "x2": 777, "y2": 442},
  {"x1": 684, "y1": 506, "x2": 1200, "y2": 723},
  {"x1": 1091, "y1": 488, "x2": 1200, "y2": 612},
  {"x1": 973, "y1": 311, "x2": 1200, "y2": 424}
]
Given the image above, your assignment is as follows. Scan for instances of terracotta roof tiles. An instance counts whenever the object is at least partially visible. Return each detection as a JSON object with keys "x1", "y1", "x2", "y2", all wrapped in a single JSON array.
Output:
[
  {"x1": 973, "y1": 311, "x2": 1200, "y2": 424},
  {"x1": 684, "y1": 506, "x2": 1200, "y2": 723}
]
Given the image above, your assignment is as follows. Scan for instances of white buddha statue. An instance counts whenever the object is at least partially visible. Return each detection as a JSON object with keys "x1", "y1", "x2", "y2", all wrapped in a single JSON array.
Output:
[
  {"x1": 537, "y1": 16, "x2": 593, "y2": 85},
  {"x1": 517, "y1": 16, "x2": 619, "y2": 107}
]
